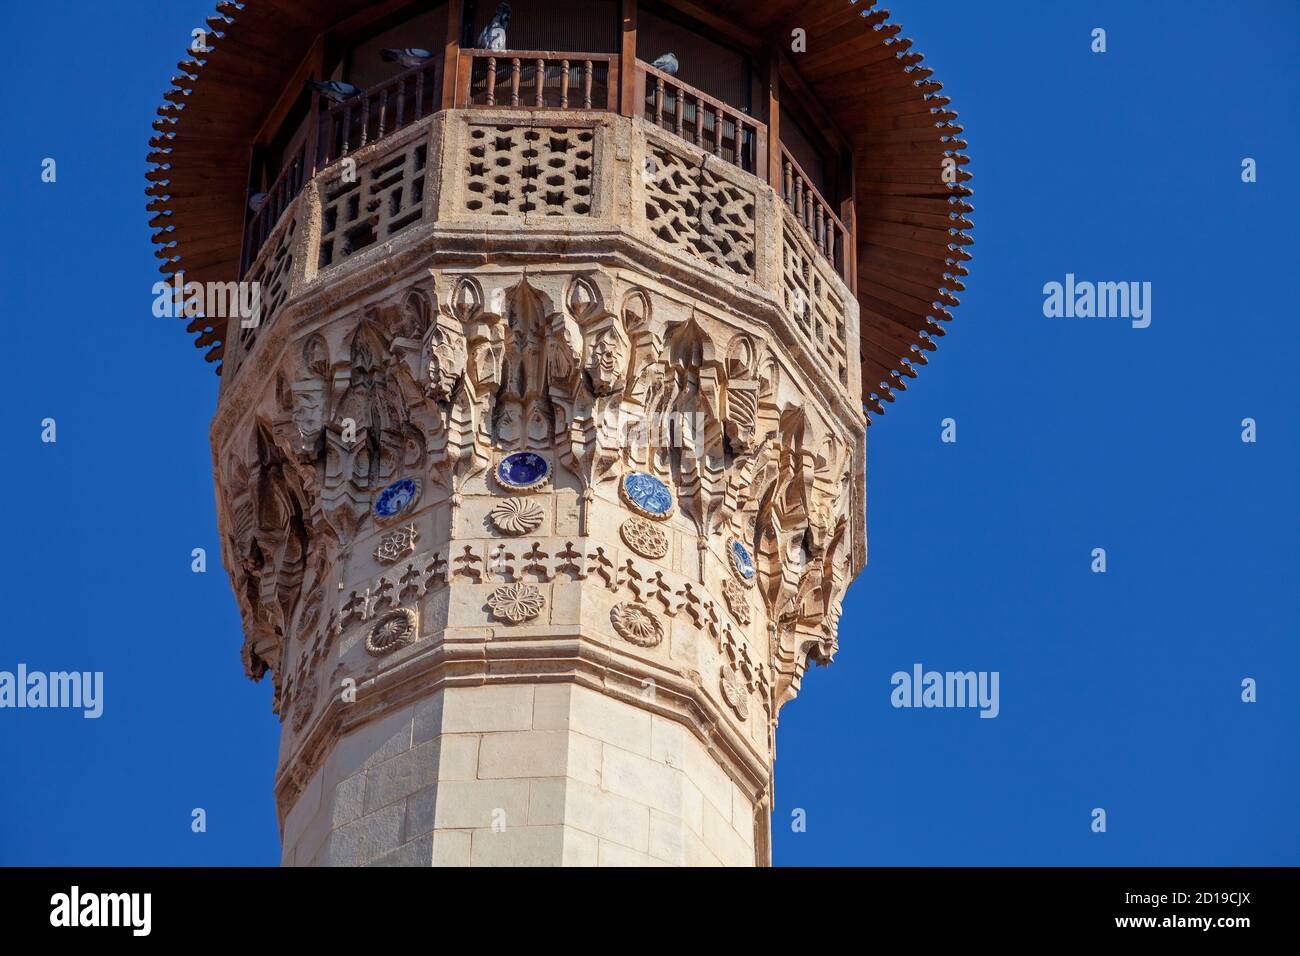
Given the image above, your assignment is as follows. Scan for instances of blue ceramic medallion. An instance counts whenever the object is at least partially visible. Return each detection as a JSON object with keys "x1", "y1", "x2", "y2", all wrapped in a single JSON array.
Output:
[
  {"x1": 496, "y1": 452, "x2": 551, "y2": 490},
  {"x1": 622, "y1": 472, "x2": 673, "y2": 519},
  {"x1": 374, "y1": 478, "x2": 418, "y2": 518},
  {"x1": 729, "y1": 538, "x2": 756, "y2": 581}
]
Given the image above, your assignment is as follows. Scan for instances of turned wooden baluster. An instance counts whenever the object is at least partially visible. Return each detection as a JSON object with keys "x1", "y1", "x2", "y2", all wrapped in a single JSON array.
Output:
[
  {"x1": 714, "y1": 108, "x2": 723, "y2": 156},
  {"x1": 359, "y1": 96, "x2": 370, "y2": 147},
  {"x1": 560, "y1": 59, "x2": 570, "y2": 109},
  {"x1": 394, "y1": 81, "x2": 405, "y2": 129},
  {"x1": 535, "y1": 58, "x2": 545, "y2": 107},
  {"x1": 674, "y1": 91, "x2": 684, "y2": 136},
  {"x1": 653, "y1": 76, "x2": 664, "y2": 125},
  {"x1": 378, "y1": 89, "x2": 388, "y2": 139},
  {"x1": 341, "y1": 105, "x2": 352, "y2": 156},
  {"x1": 510, "y1": 58, "x2": 522, "y2": 106},
  {"x1": 694, "y1": 99, "x2": 704, "y2": 147},
  {"x1": 414, "y1": 68, "x2": 425, "y2": 118},
  {"x1": 485, "y1": 56, "x2": 497, "y2": 106},
  {"x1": 583, "y1": 60, "x2": 593, "y2": 109}
]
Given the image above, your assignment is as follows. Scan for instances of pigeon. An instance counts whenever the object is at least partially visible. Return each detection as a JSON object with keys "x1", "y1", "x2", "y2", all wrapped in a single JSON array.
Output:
[
  {"x1": 248, "y1": 192, "x2": 267, "y2": 213},
  {"x1": 381, "y1": 48, "x2": 435, "y2": 68},
  {"x1": 651, "y1": 53, "x2": 678, "y2": 76},
  {"x1": 477, "y1": 2, "x2": 511, "y2": 51},
  {"x1": 306, "y1": 79, "x2": 363, "y2": 103}
]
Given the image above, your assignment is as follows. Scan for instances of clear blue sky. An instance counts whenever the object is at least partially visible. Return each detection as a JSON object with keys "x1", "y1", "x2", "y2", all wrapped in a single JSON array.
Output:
[{"x1": 1, "y1": 1, "x2": 1296, "y2": 866}]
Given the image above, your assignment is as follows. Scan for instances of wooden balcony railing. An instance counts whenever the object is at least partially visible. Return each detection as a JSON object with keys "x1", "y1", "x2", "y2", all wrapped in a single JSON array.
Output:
[
  {"x1": 780, "y1": 144, "x2": 852, "y2": 287},
  {"x1": 458, "y1": 50, "x2": 618, "y2": 111},
  {"x1": 238, "y1": 49, "x2": 855, "y2": 293},
  {"x1": 635, "y1": 61, "x2": 766, "y2": 179},
  {"x1": 317, "y1": 57, "x2": 444, "y2": 166},
  {"x1": 241, "y1": 139, "x2": 306, "y2": 273}
]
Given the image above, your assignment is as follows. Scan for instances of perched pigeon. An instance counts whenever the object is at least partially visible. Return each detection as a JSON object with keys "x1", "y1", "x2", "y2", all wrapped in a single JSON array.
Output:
[
  {"x1": 381, "y1": 47, "x2": 435, "y2": 68},
  {"x1": 651, "y1": 53, "x2": 678, "y2": 76},
  {"x1": 248, "y1": 192, "x2": 268, "y2": 213},
  {"x1": 477, "y1": 2, "x2": 511, "y2": 51},
  {"x1": 306, "y1": 79, "x2": 363, "y2": 103}
]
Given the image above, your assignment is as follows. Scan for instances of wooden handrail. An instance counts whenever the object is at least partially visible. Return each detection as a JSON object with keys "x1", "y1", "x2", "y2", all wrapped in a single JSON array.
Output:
[
  {"x1": 780, "y1": 143, "x2": 852, "y2": 286},
  {"x1": 636, "y1": 60, "x2": 766, "y2": 178},
  {"x1": 317, "y1": 57, "x2": 444, "y2": 166},
  {"x1": 241, "y1": 139, "x2": 306, "y2": 274},
  {"x1": 458, "y1": 50, "x2": 619, "y2": 111}
]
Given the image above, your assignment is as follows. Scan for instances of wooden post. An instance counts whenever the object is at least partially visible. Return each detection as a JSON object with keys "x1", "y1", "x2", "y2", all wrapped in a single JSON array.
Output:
[
  {"x1": 619, "y1": 0, "x2": 638, "y2": 117},
  {"x1": 442, "y1": 0, "x2": 463, "y2": 109},
  {"x1": 765, "y1": 48, "x2": 781, "y2": 192}
]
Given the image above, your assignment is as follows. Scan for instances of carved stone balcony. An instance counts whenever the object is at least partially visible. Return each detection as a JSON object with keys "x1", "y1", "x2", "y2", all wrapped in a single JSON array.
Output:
[{"x1": 227, "y1": 106, "x2": 861, "y2": 417}]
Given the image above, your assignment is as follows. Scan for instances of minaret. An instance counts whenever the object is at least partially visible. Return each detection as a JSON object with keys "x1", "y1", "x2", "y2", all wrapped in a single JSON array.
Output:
[{"x1": 148, "y1": 0, "x2": 970, "y2": 866}]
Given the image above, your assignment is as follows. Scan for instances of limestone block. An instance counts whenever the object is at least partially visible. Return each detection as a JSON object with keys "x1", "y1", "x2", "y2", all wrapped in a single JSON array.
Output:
[
  {"x1": 682, "y1": 734, "x2": 734, "y2": 819},
  {"x1": 363, "y1": 738, "x2": 441, "y2": 813},
  {"x1": 601, "y1": 745, "x2": 683, "y2": 817},
  {"x1": 478, "y1": 730, "x2": 571, "y2": 779},
  {"x1": 319, "y1": 803, "x2": 406, "y2": 867},
  {"x1": 567, "y1": 684, "x2": 652, "y2": 758},
  {"x1": 598, "y1": 841, "x2": 670, "y2": 867},
  {"x1": 562, "y1": 779, "x2": 650, "y2": 852},
  {"x1": 701, "y1": 798, "x2": 752, "y2": 867},
  {"x1": 440, "y1": 685, "x2": 535, "y2": 734},
  {"x1": 432, "y1": 779, "x2": 531, "y2": 830},
  {"x1": 432, "y1": 829, "x2": 471, "y2": 867},
  {"x1": 648, "y1": 809, "x2": 686, "y2": 865},
  {"x1": 469, "y1": 825, "x2": 567, "y2": 867},
  {"x1": 368, "y1": 834, "x2": 434, "y2": 867}
]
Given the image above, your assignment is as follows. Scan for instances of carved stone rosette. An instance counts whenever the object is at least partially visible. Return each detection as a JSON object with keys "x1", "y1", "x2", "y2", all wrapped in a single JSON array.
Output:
[
  {"x1": 619, "y1": 517, "x2": 669, "y2": 559},
  {"x1": 610, "y1": 602, "x2": 664, "y2": 648},
  {"x1": 488, "y1": 497, "x2": 545, "y2": 536},
  {"x1": 366, "y1": 608, "x2": 418, "y2": 657},
  {"x1": 488, "y1": 583, "x2": 546, "y2": 624}
]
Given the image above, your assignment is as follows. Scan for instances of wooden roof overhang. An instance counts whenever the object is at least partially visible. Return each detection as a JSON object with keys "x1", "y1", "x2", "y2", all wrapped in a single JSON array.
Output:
[{"x1": 147, "y1": 0, "x2": 972, "y2": 419}]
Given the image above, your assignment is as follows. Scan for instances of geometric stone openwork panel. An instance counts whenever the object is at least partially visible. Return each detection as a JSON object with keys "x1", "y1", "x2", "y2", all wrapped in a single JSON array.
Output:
[
  {"x1": 781, "y1": 224, "x2": 850, "y2": 388},
  {"x1": 644, "y1": 134, "x2": 756, "y2": 278},
  {"x1": 318, "y1": 134, "x2": 429, "y2": 270},
  {"x1": 234, "y1": 208, "x2": 297, "y2": 375},
  {"x1": 464, "y1": 124, "x2": 595, "y2": 217}
]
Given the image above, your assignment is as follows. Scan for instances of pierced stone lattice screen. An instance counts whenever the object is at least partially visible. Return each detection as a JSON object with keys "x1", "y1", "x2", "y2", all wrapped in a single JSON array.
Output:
[
  {"x1": 234, "y1": 209, "x2": 297, "y2": 374},
  {"x1": 464, "y1": 125, "x2": 595, "y2": 217},
  {"x1": 644, "y1": 138, "x2": 756, "y2": 278},
  {"x1": 318, "y1": 138, "x2": 428, "y2": 270},
  {"x1": 782, "y1": 225, "x2": 849, "y2": 388}
]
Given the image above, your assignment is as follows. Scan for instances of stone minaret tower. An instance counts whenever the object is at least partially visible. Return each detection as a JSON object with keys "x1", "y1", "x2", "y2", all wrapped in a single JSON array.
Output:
[{"x1": 148, "y1": 0, "x2": 970, "y2": 866}]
